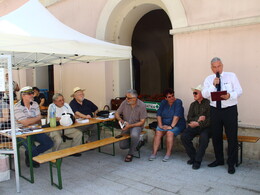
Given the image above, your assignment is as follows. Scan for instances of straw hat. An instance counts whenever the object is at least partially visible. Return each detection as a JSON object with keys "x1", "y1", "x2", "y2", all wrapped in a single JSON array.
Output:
[{"x1": 71, "y1": 87, "x2": 85, "y2": 97}]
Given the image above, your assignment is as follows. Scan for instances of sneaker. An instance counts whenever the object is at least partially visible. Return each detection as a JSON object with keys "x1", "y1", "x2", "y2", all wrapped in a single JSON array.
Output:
[
  {"x1": 149, "y1": 154, "x2": 156, "y2": 161},
  {"x1": 162, "y1": 155, "x2": 170, "y2": 162}
]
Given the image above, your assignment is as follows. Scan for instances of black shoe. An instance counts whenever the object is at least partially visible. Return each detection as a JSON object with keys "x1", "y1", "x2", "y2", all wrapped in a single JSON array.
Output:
[
  {"x1": 192, "y1": 161, "x2": 201, "y2": 170},
  {"x1": 136, "y1": 141, "x2": 145, "y2": 151},
  {"x1": 228, "y1": 166, "x2": 235, "y2": 174},
  {"x1": 187, "y1": 159, "x2": 194, "y2": 165},
  {"x1": 25, "y1": 151, "x2": 40, "y2": 168},
  {"x1": 208, "y1": 160, "x2": 224, "y2": 167},
  {"x1": 33, "y1": 161, "x2": 40, "y2": 168},
  {"x1": 71, "y1": 153, "x2": 82, "y2": 157}
]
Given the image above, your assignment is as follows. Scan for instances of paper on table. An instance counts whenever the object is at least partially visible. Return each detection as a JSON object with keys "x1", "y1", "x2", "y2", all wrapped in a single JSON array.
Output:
[
  {"x1": 76, "y1": 118, "x2": 89, "y2": 123},
  {"x1": 211, "y1": 91, "x2": 227, "y2": 101}
]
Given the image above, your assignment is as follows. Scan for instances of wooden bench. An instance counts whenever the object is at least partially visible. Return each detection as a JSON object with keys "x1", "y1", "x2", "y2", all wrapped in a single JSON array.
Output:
[
  {"x1": 146, "y1": 125, "x2": 259, "y2": 166},
  {"x1": 0, "y1": 142, "x2": 13, "y2": 149},
  {"x1": 33, "y1": 131, "x2": 146, "y2": 189},
  {"x1": 223, "y1": 135, "x2": 259, "y2": 166}
]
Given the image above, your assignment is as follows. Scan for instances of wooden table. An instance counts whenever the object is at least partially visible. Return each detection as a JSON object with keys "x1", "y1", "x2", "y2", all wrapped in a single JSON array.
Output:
[{"x1": 1, "y1": 117, "x2": 115, "y2": 183}]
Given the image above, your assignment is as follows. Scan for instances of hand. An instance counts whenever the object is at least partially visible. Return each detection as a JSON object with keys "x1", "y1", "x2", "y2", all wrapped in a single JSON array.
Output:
[
  {"x1": 188, "y1": 121, "x2": 199, "y2": 128},
  {"x1": 85, "y1": 115, "x2": 92, "y2": 119},
  {"x1": 221, "y1": 93, "x2": 230, "y2": 100},
  {"x1": 213, "y1": 77, "x2": 220, "y2": 87},
  {"x1": 198, "y1": 116, "x2": 205, "y2": 122},
  {"x1": 122, "y1": 121, "x2": 130, "y2": 130},
  {"x1": 161, "y1": 125, "x2": 170, "y2": 130}
]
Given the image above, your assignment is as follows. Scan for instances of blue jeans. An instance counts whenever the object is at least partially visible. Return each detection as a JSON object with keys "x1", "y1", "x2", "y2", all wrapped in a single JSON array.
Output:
[{"x1": 19, "y1": 133, "x2": 53, "y2": 157}]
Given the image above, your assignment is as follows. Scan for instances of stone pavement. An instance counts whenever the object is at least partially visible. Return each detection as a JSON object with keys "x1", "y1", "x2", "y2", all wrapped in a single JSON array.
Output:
[{"x1": 0, "y1": 132, "x2": 259, "y2": 195}]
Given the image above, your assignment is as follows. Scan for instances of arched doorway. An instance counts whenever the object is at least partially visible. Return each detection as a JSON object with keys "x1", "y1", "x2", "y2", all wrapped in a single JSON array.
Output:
[
  {"x1": 131, "y1": 9, "x2": 173, "y2": 95},
  {"x1": 96, "y1": 0, "x2": 187, "y2": 98}
]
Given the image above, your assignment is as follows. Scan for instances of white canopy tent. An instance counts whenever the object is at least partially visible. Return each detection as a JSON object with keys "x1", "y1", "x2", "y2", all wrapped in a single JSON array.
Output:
[
  {"x1": 0, "y1": 0, "x2": 132, "y2": 68},
  {"x1": 0, "y1": 0, "x2": 132, "y2": 192}
]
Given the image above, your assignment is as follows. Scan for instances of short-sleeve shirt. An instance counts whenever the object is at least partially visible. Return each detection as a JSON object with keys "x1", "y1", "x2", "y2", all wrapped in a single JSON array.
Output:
[
  {"x1": 69, "y1": 98, "x2": 98, "y2": 117},
  {"x1": 116, "y1": 99, "x2": 147, "y2": 126},
  {"x1": 34, "y1": 93, "x2": 47, "y2": 106},
  {"x1": 14, "y1": 100, "x2": 40, "y2": 127},
  {"x1": 47, "y1": 103, "x2": 74, "y2": 123},
  {"x1": 157, "y1": 99, "x2": 186, "y2": 129}
]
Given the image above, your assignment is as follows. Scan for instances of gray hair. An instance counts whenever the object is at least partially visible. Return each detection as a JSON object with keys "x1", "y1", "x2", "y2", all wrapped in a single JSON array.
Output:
[
  {"x1": 211, "y1": 57, "x2": 222, "y2": 64},
  {"x1": 126, "y1": 89, "x2": 138, "y2": 97},
  {"x1": 52, "y1": 93, "x2": 63, "y2": 101}
]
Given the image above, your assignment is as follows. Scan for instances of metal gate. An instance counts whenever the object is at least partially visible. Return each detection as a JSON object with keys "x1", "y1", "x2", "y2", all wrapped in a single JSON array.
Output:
[{"x1": 0, "y1": 55, "x2": 20, "y2": 192}]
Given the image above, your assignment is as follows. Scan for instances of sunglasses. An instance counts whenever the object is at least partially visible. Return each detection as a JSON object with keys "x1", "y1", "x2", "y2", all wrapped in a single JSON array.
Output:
[
  {"x1": 23, "y1": 92, "x2": 34, "y2": 95},
  {"x1": 193, "y1": 92, "x2": 198, "y2": 95},
  {"x1": 126, "y1": 96, "x2": 136, "y2": 100},
  {"x1": 166, "y1": 95, "x2": 174, "y2": 98}
]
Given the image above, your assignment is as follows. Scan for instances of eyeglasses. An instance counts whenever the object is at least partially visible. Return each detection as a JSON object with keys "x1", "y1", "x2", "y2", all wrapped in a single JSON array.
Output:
[{"x1": 193, "y1": 92, "x2": 198, "y2": 95}]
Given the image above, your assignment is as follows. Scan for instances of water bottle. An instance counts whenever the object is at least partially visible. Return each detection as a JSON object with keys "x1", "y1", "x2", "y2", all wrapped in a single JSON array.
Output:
[{"x1": 49, "y1": 104, "x2": 56, "y2": 128}]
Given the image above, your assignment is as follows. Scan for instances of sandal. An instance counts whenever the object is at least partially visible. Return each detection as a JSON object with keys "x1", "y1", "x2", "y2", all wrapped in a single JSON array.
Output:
[{"x1": 124, "y1": 154, "x2": 133, "y2": 162}]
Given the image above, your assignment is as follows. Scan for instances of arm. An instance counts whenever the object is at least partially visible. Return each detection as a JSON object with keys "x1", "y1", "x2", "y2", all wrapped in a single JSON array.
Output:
[
  {"x1": 39, "y1": 98, "x2": 45, "y2": 107},
  {"x1": 115, "y1": 111, "x2": 123, "y2": 123},
  {"x1": 202, "y1": 75, "x2": 216, "y2": 99},
  {"x1": 123, "y1": 118, "x2": 145, "y2": 131},
  {"x1": 0, "y1": 108, "x2": 9, "y2": 123},
  {"x1": 75, "y1": 111, "x2": 92, "y2": 119},
  {"x1": 18, "y1": 115, "x2": 42, "y2": 126}
]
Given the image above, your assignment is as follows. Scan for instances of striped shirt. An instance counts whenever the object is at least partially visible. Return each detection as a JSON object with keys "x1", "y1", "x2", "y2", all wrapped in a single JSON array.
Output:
[{"x1": 14, "y1": 100, "x2": 40, "y2": 127}]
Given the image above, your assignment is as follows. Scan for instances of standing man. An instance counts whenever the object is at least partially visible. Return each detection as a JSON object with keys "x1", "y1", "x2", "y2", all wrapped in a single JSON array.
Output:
[
  {"x1": 47, "y1": 93, "x2": 82, "y2": 155},
  {"x1": 115, "y1": 89, "x2": 147, "y2": 162},
  {"x1": 202, "y1": 57, "x2": 242, "y2": 174},
  {"x1": 70, "y1": 87, "x2": 98, "y2": 142},
  {"x1": 181, "y1": 84, "x2": 210, "y2": 170},
  {"x1": 14, "y1": 86, "x2": 53, "y2": 168}
]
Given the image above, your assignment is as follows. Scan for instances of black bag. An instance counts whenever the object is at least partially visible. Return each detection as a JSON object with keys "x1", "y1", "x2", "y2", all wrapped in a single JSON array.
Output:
[
  {"x1": 97, "y1": 105, "x2": 110, "y2": 118},
  {"x1": 149, "y1": 121, "x2": 158, "y2": 129}
]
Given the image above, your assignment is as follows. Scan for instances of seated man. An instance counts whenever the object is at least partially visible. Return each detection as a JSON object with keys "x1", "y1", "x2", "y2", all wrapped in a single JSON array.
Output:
[
  {"x1": 47, "y1": 93, "x2": 82, "y2": 156},
  {"x1": 115, "y1": 89, "x2": 147, "y2": 162},
  {"x1": 14, "y1": 86, "x2": 53, "y2": 168},
  {"x1": 181, "y1": 85, "x2": 211, "y2": 169},
  {"x1": 69, "y1": 87, "x2": 98, "y2": 142}
]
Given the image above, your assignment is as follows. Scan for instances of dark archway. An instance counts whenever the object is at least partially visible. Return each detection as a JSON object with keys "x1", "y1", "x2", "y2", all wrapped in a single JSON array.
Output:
[{"x1": 131, "y1": 9, "x2": 173, "y2": 95}]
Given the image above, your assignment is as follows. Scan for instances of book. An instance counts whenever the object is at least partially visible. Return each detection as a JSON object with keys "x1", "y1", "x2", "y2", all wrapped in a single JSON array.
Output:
[
  {"x1": 211, "y1": 91, "x2": 227, "y2": 101},
  {"x1": 119, "y1": 121, "x2": 126, "y2": 129}
]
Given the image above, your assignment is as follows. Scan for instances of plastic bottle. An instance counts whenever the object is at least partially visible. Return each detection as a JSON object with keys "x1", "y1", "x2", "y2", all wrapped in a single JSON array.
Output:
[{"x1": 49, "y1": 104, "x2": 56, "y2": 128}]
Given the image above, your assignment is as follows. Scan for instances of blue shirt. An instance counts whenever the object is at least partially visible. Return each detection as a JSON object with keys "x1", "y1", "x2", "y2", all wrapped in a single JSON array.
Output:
[
  {"x1": 69, "y1": 98, "x2": 98, "y2": 117},
  {"x1": 157, "y1": 99, "x2": 186, "y2": 129}
]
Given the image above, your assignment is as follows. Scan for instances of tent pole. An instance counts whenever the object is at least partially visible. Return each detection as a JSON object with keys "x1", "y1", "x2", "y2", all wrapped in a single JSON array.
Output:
[{"x1": 130, "y1": 58, "x2": 133, "y2": 89}]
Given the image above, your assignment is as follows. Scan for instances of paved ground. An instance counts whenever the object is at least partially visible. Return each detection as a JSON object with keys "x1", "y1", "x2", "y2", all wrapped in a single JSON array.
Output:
[{"x1": 0, "y1": 130, "x2": 259, "y2": 195}]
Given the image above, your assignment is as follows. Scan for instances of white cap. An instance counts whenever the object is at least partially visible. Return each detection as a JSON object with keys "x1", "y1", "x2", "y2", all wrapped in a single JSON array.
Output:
[{"x1": 20, "y1": 86, "x2": 33, "y2": 94}]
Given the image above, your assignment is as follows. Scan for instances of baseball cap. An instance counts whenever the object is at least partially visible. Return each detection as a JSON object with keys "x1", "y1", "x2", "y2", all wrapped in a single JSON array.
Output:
[{"x1": 20, "y1": 86, "x2": 34, "y2": 94}]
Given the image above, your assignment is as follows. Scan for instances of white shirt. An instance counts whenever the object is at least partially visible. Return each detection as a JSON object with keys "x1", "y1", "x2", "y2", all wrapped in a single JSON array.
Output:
[
  {"x1": 202, "y1": 72, "x2": 242, "y2": 108},
  {"x1": 47, "y1": 103, "x2": 74, "y2": 123}
]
